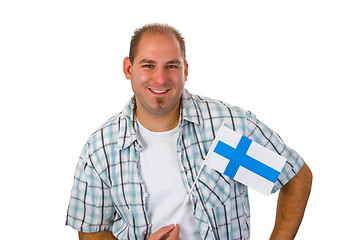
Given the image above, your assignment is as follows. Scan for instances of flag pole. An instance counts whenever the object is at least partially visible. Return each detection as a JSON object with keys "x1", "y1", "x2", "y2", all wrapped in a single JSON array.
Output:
[
  {"x1": 175, "y1": 159, "x2": 207, "y2": 225},
  {"x1": 175, "y1": 122, "x2": 226, "y2": 224}
]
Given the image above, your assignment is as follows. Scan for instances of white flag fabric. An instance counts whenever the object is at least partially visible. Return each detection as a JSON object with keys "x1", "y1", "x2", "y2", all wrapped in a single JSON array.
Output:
[{"x1": 205, "y1": 123, "x2": 287, "y2": 195}]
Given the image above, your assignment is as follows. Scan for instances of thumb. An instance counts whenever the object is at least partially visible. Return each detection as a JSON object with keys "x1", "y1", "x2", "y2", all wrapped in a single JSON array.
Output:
[
  {"x1": 166, "y1": 224, "x2": 180, "y2": 240},
  {"x1": 149, "y1": 224, "x2": 175, "y2": 240}
]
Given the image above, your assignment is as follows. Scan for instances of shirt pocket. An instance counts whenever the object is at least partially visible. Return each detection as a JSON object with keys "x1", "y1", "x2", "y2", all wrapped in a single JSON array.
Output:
[
  {"x1": 110, "y1": 185, "x2": 132, "y2": 225},
  {"x1": 195, "y1": 166, "x2": 250, "y2": 240},
  {"x1": 111, "y1": 215, "x2": 130, "y2": 239},
  {"x1": 196, "y1": 165, "x2": 232, "y2": 209},
  {"x1": 206, "y1": 197, "x2": 250, "y2": 240}
]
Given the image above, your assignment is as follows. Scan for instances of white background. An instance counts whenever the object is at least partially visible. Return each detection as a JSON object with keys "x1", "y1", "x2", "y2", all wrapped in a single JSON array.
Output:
[{"x1": 1, "y1": 1, "x2": 359, "y2": 239}]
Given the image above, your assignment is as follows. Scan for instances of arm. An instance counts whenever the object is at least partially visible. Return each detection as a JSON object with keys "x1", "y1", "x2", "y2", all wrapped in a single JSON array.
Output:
[
  {"x1": 79, "y1": 231, "x2": 117, "y2": 240},
  {"x1": 270, "y1": 162, "x2": 313, "y2": 240}
]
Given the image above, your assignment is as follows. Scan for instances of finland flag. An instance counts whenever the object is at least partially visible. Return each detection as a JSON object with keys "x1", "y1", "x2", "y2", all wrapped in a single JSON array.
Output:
[{"x1": 205, "y1": 123, "x2": 287, "y2": 195}]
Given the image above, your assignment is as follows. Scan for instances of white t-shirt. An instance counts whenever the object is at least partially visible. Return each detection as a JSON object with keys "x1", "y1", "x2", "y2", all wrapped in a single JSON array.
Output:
[{"x1": 137, "y1": 121, "x2": 202, "y2": 240}]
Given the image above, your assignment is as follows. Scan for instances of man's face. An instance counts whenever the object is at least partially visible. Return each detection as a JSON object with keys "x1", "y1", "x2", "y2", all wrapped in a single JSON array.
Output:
[{"x1": 123, "y1": 33, "x2": 188, "y2": 119}]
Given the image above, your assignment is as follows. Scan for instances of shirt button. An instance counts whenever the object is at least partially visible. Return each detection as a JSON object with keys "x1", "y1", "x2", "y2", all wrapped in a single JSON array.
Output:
[{"x1": 144, "y1": 192, "x2": 148, "y2": 198}]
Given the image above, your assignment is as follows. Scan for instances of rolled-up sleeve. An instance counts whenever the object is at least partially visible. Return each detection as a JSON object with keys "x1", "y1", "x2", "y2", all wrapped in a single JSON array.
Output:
[
  {"x1": 245, "y1": 111, "x2": 304, "y2": 193},
  {"x1": 66, "y1": 142, "x2": 115, "y2": 232}
]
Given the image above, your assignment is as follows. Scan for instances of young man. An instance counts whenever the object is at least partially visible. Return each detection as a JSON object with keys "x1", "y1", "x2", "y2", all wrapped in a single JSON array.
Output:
[{"x1": 66, "y1": 23, "x2": 312, "y2": 240}]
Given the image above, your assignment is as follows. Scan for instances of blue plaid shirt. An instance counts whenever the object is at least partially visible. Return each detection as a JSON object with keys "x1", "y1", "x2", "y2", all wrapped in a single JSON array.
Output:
[{"x1": 66, "y1": 89, "x2": 304, "y2": 239}]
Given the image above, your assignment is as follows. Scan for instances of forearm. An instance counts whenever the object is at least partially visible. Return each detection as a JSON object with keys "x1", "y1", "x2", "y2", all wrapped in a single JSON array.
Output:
[
  {"x1": 270, "y1": 163, "x2": 312, "y2": 240},
  {"x1": 78, "y1": 231, "x2": 117, "y2": 240}
]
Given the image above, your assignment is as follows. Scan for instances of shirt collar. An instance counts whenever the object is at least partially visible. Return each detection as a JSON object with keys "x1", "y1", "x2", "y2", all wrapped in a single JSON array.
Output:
[
  {"x1": 180, "y1": 88, "x2": 203, "y2": 128},
  {"x1": 117, "y1": 97, "x2": 138, "y2": 150},
  {"x1": 117, "y1": 89, "x2": 203, "y2": 150}
]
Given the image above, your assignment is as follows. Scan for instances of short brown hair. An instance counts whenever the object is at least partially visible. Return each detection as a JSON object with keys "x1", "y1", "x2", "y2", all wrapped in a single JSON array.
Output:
[{"x1": 129, "y1": 23, "x2": 186, "y2": 64}]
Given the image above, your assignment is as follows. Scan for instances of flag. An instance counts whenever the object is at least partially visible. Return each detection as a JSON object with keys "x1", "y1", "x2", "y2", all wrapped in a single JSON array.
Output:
[{"x1": 205, "y1": 123, "x2": 287, "y2": 195}]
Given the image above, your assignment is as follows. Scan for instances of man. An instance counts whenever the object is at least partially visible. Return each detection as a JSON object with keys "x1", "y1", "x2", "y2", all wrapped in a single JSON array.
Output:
[{"x1": 66, "y1": 23, "x2": 312, "y2": 240}]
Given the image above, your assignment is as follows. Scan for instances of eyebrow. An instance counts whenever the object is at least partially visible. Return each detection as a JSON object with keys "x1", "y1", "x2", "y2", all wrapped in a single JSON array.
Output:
[
  {"x1": 138, "y1": 59, "x2": 156, "y2": 64},
  {"x1": 166, "y1": 59, "x2": 181, "y2": 65},
  {"x1": 138, "y1": 59, "x2": 182, "y2": 65}
]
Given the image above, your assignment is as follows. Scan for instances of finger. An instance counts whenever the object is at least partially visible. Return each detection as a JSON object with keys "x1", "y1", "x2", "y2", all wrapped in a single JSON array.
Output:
[
  {"x1": 166, "y1": 224, "x2": 180, "y2": 240},
  {"x1": 149, "y1": 224, "x2": 175, "y2": 240}
]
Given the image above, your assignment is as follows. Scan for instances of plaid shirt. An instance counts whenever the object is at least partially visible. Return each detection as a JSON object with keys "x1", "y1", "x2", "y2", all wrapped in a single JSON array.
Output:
[{"x1": 66, "y1": 89, "x2": 304, "y2": 240}]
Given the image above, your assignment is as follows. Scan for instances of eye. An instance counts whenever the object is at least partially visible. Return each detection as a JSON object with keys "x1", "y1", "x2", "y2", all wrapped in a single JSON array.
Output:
[
  {"x1": 142, "y1": 64, "x2": 154, "y2": 68},
  {"x1": 167, "y1": 65, "x2": 178, "y2": 69}
]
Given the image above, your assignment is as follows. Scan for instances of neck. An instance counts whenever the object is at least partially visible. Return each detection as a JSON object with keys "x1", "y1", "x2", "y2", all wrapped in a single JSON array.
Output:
[{"x1": 135, "y1": 102, "x2": 181, "y2": 132}]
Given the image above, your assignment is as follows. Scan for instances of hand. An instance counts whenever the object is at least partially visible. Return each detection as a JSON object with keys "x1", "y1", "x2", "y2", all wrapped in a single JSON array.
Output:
[{"x1": 149, "y1": 224, "x2": 180, "y2": 240}]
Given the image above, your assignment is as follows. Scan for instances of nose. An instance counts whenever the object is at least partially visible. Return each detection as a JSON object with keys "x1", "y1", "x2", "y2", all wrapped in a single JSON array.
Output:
[{"x1": 153, "y1": 68, "x2": 168, "y2": 85}]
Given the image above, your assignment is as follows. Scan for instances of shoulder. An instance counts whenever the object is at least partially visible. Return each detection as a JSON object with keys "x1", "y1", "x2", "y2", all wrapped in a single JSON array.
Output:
[
  {"x1": 191, "y1": 93, "x2": 242, "y2": 112},
  {"x1": 77, "y1": 112, "x2": 123, "y2": 164},
  {"x1": 88, "y1": 112, "x2": 122, "y2": 144},
  {"x1": 85, "y1": 97, "x2": 135, "y2": 152},
  {"x1": 189, "y1": 92, "x2": 255, "y2": 135}
]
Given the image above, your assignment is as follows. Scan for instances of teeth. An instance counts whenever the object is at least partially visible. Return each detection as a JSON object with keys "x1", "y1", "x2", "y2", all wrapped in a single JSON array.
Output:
[{"x1": 150, "y1": 89, "x2": 167, "y2": 93}]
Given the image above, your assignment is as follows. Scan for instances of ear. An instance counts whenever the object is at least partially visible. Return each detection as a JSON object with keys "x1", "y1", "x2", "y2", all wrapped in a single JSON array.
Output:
[
  {"x1": 184, "y1": 60, "x2": 188, "y2": 81},
  {"x1": 123, "y1": 57, "x2": 132, "y2": 80}
]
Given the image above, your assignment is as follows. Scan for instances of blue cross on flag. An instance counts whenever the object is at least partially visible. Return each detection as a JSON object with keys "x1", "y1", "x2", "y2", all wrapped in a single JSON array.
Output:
[{"x1": 205, "y1": 123, "x2": 287, "y2": 195}]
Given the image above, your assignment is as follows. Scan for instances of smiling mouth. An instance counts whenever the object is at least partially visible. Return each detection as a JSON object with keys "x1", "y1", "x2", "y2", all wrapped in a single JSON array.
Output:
[{"x1": 149, "y1": 88, "x2": 169, "y2": 94}]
